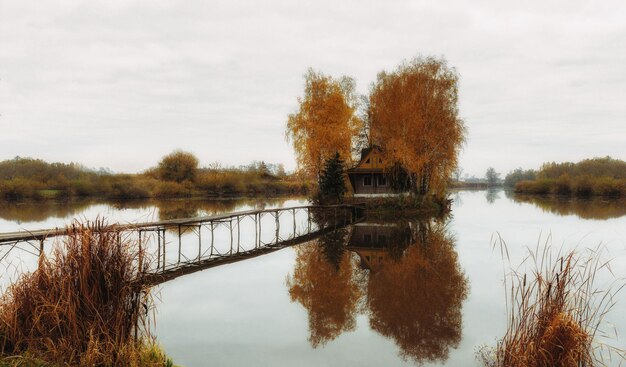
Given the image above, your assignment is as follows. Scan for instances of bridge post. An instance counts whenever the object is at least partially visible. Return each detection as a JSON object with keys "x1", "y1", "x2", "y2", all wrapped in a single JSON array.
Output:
[
  {"x1": 157, "y1": 229, "x2": 161, "y2": 271},
  {"x1": 229, "y1": 219, "x2": 233, "y2": 255},
  {"x1": 178, "y1": 225, "x2": 182, "y2": 264},
  {"x1": 307, "y1": 208, "x2": 311, "y2": 234},
  {"x1": 254, "y1": 213, "x2": 258, "y2": 248},
  {"x1": 258, "y1": 213, "x2": 263, "y2": 247},
  {"x1": 274, "y1": 211, "x2": 279, "y2": 245},
  {"x1": 292, "y1": 208, "x2": 296, "y2": 239},
  {"x1": 197, "y1": 225, "x2": 202, "y2": 261},
  {"x1": 210, "y1": 221, "x2": 214, "y2": 256},
  {"x1": 236, "y1": 216, "x2": 241, "y2": 253}
]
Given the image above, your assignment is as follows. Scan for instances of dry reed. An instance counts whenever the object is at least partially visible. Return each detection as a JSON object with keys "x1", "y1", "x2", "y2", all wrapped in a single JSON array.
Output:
[
  {"x1": 480, "y1": 236, "x2": 626, "y2": 367},
  {"x1": 0, "y1": 219, "x2": 167, "y2": 366}
]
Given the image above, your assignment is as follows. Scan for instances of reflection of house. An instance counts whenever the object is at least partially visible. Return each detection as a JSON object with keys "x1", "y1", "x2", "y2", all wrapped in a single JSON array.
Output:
[
  {"x1": 347, "y1": 146, "x2": 401, "y2": 198},
  {"x1": 347, "y1": 223, "x2": 397, "y2": 270}
]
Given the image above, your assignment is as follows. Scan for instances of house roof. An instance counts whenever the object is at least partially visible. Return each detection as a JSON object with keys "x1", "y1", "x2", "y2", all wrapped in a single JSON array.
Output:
[{"x1": 359, "y1": 145, "x2": 382, "y2": 161}]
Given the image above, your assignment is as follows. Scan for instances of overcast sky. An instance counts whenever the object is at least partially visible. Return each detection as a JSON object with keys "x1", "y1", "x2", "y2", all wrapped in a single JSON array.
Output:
[{"x1": 1, "y1": 0, "x2": 624, "y2": 177}]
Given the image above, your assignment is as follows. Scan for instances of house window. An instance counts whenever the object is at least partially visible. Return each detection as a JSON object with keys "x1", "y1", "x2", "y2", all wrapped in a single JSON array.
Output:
[
  {"x1": 378, "y1": 175, "x2": 387, "y2": 186},
  {"x1": 378, "y1": 235, "x2": 387, "y2": 245},
  {"x1": 364, "y1": 234, "x2": 372, "y2": 244},
  {"x1": 363, "y1": 176, "x2": 372, "y2": 186},
  {"x1": 379, "y1": 158, "x2": 382, "y2": 163}
]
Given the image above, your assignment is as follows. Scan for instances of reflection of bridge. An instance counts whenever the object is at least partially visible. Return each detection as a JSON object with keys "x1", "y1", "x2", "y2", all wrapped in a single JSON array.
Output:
[{"x1": 0, "y1": 205, "x2": 365, "y2": 285}]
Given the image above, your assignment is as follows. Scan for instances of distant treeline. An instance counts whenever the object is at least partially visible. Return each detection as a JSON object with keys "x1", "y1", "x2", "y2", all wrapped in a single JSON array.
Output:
[
  {"x1": 505, "y1": 157, "x2": 626, "y2": 197},
  {"x1": 0, "y1": 152, "x2": 311, "y2": 201}
]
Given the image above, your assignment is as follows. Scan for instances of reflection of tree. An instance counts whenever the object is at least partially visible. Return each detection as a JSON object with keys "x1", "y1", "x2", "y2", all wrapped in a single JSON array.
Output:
[
  {"x1": 286, "y1": 229, "x2": 363, "y2": 347},
  {"x1": 155, "y1": 198, "x2": 291, "y2": 220},
  {"x1": 510, "y1": 195, "x2": 626, "y2": 220},
  {"x1": 156, "y1": 200, "x2": 200, "y2": 220},
  {"x1": 0, "y1": 200, "x2": 96, "y2": 223},
  {"x1": 287, "y1": 218, "x2": 469, "y2": 364},
  {"x1": 485, "y1": 189, "x2": 500, "y2": 204},
  {"x1": 319, "y1": 228, "x2": 349, "y2": 271},
  {"x1": 0, "y1": 197, "x2": 296, "y2": 224},
  {"x1": 367, "y1": 223, "x2": 468, "y2": 364},
  {"x1": 307, "y1": 206, "x2": 347, "y2": 230}
]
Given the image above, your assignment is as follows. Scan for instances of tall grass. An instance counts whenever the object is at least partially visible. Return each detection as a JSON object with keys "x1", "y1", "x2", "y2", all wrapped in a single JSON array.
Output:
[
  {"x1": 0, "y1": 220, "x2": 170, "y2": 366},
  {"x1": 480, "y1": 239, "x2": 625, "y2": 367}
]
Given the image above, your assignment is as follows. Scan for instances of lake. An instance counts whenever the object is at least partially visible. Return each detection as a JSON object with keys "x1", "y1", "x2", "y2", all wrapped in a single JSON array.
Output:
[{"x1": 1, "y1": 190, "x2": 625, "y2": 366}]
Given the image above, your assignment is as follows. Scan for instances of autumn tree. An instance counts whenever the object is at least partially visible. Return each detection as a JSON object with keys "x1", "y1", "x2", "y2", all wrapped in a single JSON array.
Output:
[
  {"x1": 157, "y1": 150, "x2": 199, "y2": 183},
  {"x1": 286, "y1": 69, "x2": 362, "y2": 180},
  {"x1": 369, "y1": 56, "x2": 466, "y2": 196}
]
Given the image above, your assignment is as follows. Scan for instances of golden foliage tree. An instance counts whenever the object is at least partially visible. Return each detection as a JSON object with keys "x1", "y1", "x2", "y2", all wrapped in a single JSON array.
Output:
[
  {"x1": 369, "y1": 56, "x2": 466, "y2": 196},
  {"x1": 367, "y1": 221, "x2": 468, "y2": 364},
  {"x1": 286, "y1": 230, "x2": 363, "y2": 347},
  {"x1": 286, "y1": 69, "x2": 362, "y2": 179},
  {"x1": 156, "y1": 150, "x2": 199, "y2": 183}
]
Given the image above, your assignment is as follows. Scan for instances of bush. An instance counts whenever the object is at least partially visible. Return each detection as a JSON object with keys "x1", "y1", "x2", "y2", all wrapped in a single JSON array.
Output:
[
  {"x1": 572, "y1": 175, "x2": 593, "y2": 197},
  {"x1": 515, "y1": 180, "x2": 552, "y2": 195},
  {"x1": 504, "y1": 168, "x2": 537, "y2": 187},
  {"x1": 593, "y1": 177, "x2": 622, "y2": 197},
  {"x1": 70, "y1": 178, "x2": 97, "y2": 197},
  {"x1": 480, "y1": 243, "x2": 620, "y2": 367},
  {"x1": 0, "y1": 220, "x2": 158, "y2": 366},
  {"x1": 0, "y1": 178, "x2": 40, "y2": 200},
  {"x1": 153, "y1": 181, "x2": 193, "y2": 198},
  {"x1": 156, "y1": 150, "x2": 199, "y2": 183},
  {"x1": 553, "y1": 174, "x2": 571, "y2": 195},
  {"x1": 108, "y1": 177, "x2": 152, "y2": 199}
]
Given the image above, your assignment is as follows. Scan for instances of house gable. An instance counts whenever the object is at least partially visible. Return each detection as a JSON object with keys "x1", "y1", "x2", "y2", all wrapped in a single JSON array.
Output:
[{"x1": 354, "y1": 146, "x2": 384, "y2": 170}]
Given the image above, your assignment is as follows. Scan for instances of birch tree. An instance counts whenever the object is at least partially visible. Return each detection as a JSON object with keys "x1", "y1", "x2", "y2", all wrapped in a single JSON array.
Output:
[
  {"x1": 369, "y1": 56, "x2": 466, "y2": 196},
  {"x1": 286, "y1": 69, "x2": 362, "y2": 180}
]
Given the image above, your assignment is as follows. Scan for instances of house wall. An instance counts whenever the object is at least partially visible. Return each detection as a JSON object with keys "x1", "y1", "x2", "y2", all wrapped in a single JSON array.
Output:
[{"x1": 352, "y1": 173, "x2": 395, "y2": 195}]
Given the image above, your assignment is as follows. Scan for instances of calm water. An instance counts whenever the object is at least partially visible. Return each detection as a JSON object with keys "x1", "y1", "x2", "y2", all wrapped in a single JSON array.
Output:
[{"x1": 1, "y1": 191, "x2": 626, "y2": 366}]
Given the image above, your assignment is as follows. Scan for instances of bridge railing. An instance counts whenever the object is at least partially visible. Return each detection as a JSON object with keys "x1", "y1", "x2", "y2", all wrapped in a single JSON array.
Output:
[{"x1": 0, "y1": 204, "x2": 365, "y2": 283}]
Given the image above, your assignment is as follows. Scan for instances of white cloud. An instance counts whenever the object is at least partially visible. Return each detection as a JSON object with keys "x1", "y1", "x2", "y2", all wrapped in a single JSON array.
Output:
[{"x1": 0, "y1": 0, "x2": 624, "y2": 175}]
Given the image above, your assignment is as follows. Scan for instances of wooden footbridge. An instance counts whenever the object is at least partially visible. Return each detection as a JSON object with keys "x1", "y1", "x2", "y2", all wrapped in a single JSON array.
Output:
[{"x1": 0, "y1": 204, "x2": 365, "y2": 285}]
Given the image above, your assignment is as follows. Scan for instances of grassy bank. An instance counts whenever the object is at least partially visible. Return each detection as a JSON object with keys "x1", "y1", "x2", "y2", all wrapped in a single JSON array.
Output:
[
  {"x1": 0, "y1": 220, "x2": 176, "y2": 366},
  {"x1": 515, "y1": 176, "x2": 626, "y2": 197},
  {"x1": 480, "y1": 242, "x2": 624, "y2": 366},
  {"x1": 508, "y1": 157, "x2": 626, "y2": 197},
  {"x1": 0, "y1": 157, "x2": 311, "y2": 201}
]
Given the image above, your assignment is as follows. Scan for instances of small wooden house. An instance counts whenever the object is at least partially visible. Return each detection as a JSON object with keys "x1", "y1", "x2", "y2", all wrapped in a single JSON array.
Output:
[{"x1": 347, "y1": 146, "x2": 403, "y2": 197}]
